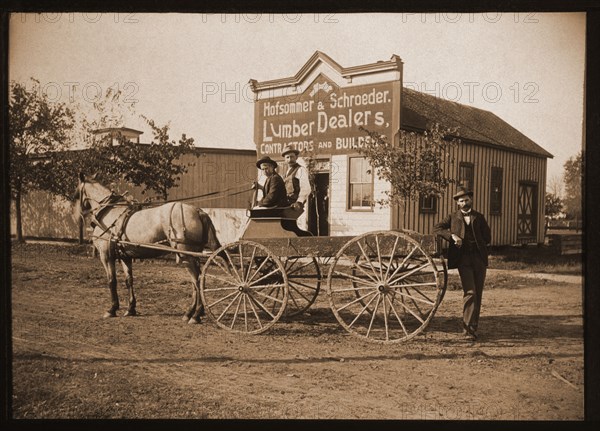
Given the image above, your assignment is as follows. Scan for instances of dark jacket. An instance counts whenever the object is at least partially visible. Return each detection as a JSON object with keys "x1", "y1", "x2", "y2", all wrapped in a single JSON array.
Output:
[
  {"x1": 434, "y1": 209, "x2": 491, "y2": 269},
  {"x1": 257, "y1": 173, "x2": 287, "y2": 207}
]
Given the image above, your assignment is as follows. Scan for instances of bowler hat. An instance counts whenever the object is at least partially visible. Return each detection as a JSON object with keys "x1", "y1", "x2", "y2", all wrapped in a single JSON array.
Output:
[
  {"x1": 281, "y1": 144, "x2": 300, "y2": 157},
  {"x1": 256, "y1": 156, "x2": 278, "y2": 169},
  {"x1": 453, "y1": 186, "x2": 473, "y2": 200}
]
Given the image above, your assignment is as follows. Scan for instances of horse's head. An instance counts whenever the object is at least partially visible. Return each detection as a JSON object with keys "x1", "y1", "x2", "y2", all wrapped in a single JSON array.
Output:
[{"x1": 71, "y1": 173, "x2": 112, "y2": 222}]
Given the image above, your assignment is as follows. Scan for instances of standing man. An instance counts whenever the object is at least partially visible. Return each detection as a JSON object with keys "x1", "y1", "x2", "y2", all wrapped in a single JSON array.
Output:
[
  {"x1": 281, "y1": 144, "x2": 311, "y2": 230},
  {"x1": 281, "y1": 145, "x2": 311, "y2": 209},
  {"x1": 434, "y1": 186, "x2": 491, "y2": 341},
  {"x1": 253, "y1": 156, "x2": 287, "y2": 208}
]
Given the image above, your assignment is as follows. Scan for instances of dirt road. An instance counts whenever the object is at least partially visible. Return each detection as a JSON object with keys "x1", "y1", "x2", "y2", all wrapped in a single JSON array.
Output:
[{"x1": 10, "y1": 243, "x2": 583, "y2": 419}]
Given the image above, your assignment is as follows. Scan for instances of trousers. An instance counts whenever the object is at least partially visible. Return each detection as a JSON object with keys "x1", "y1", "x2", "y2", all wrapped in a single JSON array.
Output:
[{"x1": 457, "y1": 250, "x2": 487, "y2": 333}]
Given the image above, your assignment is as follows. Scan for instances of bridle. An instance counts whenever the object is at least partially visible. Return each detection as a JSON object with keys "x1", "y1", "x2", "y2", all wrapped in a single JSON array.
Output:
[{"x1": 74, "y1": 181, "x2": 128, "y2": 234}]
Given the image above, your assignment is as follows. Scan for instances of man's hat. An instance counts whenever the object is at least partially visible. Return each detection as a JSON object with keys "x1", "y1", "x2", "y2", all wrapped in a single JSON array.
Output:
[
  {"x1": 281, "y1": 144, "x2": 300, "y2": 157},
  {"x1": 453, "y1": 186, "x2": 473, "y2": 200},
  {"x1": 256, "y1": 156, "x2": 278, "y2": 169}
]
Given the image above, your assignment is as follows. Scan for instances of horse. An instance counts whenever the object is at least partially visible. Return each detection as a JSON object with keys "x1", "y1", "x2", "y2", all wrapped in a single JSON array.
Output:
[{"x1": 71, "y1": 173, "x2": 222, "y2": 324}]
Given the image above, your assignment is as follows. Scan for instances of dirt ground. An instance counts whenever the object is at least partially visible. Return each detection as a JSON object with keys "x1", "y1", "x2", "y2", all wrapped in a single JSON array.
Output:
[{"x1": 10, "y1": 243, "x2": 584, "y2": 420}]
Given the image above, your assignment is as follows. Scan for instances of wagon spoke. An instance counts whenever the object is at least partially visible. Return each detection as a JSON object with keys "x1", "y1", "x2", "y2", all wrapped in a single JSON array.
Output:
[
  {"x1": 288, "y1": 284, "x2": 313, "y2": 304},
  {"x1": 389, "y1": 262, "x2": 431, "y2": 285},
  {"x1": 244, "y1": 246, "x2": 257, "y2": 283},
  {"x1": 333, "y1": 271, "x2": 378, "y2": 286},
  {"x1": 207, "y1": 290, "x2": 239, "y2": 308},
  {"x1": 216, "y1": 292, "x2": 242, "y2": 322},
  {"x1": 248, "y1": 256, "x2": 270, "y2": 284},
  {"x1": 223, "y1": 249, "x2": 242, "y2": 283},
  {"x1": 211, "y1": 257, "x2": 239, "y2": 281},
  {"x1": 390, "y1": 288, "x2": 436, "y2": 306},
  {"x1": 348, "y1": 293, "x2": 379, "y2": 329},
  {"x1": 288, "y1": 290, "x2": 303, "y2": 311},
  {"x1": 396, "y1": 297, "x2": 426, "y2": 324},
  {"x1": 386, "y1": 295, "x2": 409, "y2": 336},
  {"x1": 248, "y1": 293, "x2": 276, "y2": 320},
  {"x1": 332, "y1": 285, "x2": 377, "y2": 293},
  {"x1": 387, "y1": 245, "x2": 419, "y2": 281},
  {"x1": 202, "y1": 276, "x2": 239, "y2": 290},
  {"x1": 356, "y1": 242, "x2": 381, "y2": 282},
  {"x1": 289, "y1": 280, "x2": 319, "y2": 291},
  {"x1": 243, "y1": 295, "x2": 248, "y2": 331},
  {"x1": 246, "y1": 294, "x2": 263, "y2": 329},
  {"x1": 383, "y1": 293, "x2": 390, "y2": 341},
  {"x1": 343, "y1": 255, "x2": 380, "y2": 284},
  {"x1": 252, "y1": 289, "x2": 286, "y2": 304},
  {"x1": 384, "y1": 236, "x2": 400, "y2": 280},
  {"x1": 375, "y1": 235, "x2": 384, "y2": 280},
  {"x1": 336, "y1": 290, "x2": 377, "y2": 312},
  {"x1": 366, "y1": 294, "x2": 382, "y2": 338},
  {"x1": 285, "y1": 259, "x2": 316, "y2": 275},
  {"x1": 230, "y1": 294, "x2": 243, "y2": 329},
  {"x1": 249, "y1": 267, "x2": 282, "y2": 286},
  {"x1": 238, "y1": 244, "x2": 246, "y2": 282}
]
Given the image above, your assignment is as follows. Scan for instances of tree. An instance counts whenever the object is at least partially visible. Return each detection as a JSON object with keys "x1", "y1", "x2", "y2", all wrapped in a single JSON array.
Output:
[
  {"x1": 358, "y1": 123, "x2": 458, "y2": 207},
  {"x1": 545, "y1": 192, "x2": 563, "y2": 219},
  {"x1": 562, "y1": 151, "x2": 583, "y2": 220},
  {"x1": 117, "y1": 116, "x2": 195, "y2": 201},
  {"x1": 9, "y1": 79, "x2": 75, "y2": 242}
]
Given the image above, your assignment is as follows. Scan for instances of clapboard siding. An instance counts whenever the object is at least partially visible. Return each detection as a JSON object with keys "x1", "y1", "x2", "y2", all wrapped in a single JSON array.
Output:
[
  {"x1": 110, "y1": 149, "x2": 257, "y2": 208},
  {"x1": 397, "y1": 140, "x2": 547, "y2": 246}
]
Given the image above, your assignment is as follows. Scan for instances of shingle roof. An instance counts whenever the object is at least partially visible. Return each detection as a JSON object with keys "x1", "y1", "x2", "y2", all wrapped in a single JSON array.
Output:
[{"x1": 401, "y1": 87, "x2": 553, "y2": 158}]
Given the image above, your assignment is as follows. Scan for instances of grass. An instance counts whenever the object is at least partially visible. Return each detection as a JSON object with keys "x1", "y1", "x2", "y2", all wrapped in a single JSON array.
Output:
[{"x1": 488, "y1": 245, "x2": 582, "y2": 275}]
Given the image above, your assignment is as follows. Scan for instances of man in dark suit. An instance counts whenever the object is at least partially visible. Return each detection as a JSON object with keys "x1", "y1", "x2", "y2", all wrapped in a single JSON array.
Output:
[
  {"x1": 434, "y1": 186, "x2": 491, "y2": 341},
  {"x1": 254, "y1": 156, "x2": 287, "y2": 208}
]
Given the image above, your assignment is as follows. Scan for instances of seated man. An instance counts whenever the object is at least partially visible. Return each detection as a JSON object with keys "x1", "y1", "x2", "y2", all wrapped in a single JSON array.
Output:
[{"x1": 253, "y1": 156, "x2": 287, "y2": 208}]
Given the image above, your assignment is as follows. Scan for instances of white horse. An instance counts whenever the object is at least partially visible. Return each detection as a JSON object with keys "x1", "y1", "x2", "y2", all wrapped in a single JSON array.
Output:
[{"x1": 72, "y1": 173, "x2": 221, "y2": 323}]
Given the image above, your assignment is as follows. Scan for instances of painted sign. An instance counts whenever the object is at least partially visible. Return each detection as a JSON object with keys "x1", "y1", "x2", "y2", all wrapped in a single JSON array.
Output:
[{"x1": 255, "y1": 74, "x2": 396, "y2": 157}]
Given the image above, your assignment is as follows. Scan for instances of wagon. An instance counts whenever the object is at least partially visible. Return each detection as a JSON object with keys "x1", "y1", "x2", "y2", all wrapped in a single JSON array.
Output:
[{"x1": 199, "y1": 206, "x2": 448, "y2": 343}]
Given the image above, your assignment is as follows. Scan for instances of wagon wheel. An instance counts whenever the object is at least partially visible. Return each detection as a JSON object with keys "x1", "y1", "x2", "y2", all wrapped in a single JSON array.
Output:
[
  {"x1": 281, "y1": 257, "x2": 321, "y2": 316},
  {"x1": 327, "y1": 230, "x2": 446, "y2": 343},
  {"x1": 200, "y1": 240, "x2": 288, "y2": 334}
]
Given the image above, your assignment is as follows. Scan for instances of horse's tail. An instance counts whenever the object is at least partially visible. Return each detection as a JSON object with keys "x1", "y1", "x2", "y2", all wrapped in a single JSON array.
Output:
[{"x1": 197, "y1": 209, "x2": 222, "y2": 252}]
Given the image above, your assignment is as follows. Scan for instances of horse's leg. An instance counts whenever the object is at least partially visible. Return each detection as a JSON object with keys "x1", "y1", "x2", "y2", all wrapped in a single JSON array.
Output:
[
  {"x1": 121, "y1": 257, "x2": 137, "y2": 317},
  {"x1": 98, "y1": 249, "x2": 119, "y2": 318},
  {"x1": 184, "y1": 257, "x2": 204, "y2": 324}
]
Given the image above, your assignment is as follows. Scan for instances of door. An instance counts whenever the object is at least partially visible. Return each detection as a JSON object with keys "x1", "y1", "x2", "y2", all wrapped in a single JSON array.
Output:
[
  {"x1": 517, "y1": 182, "x2": 537, "y2": 240},
  {"x1": 307, "y1": 173, "x2": 330, "y2": 236}
]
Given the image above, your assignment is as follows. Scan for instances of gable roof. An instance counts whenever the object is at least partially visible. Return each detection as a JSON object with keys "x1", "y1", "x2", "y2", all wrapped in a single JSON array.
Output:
[{"x1": 401, "y1": 87, "x2": 553, "y2": 158}]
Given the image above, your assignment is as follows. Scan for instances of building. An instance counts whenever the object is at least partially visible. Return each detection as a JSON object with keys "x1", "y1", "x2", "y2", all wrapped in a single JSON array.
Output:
[
  {"x1": 11, "y1": 131, "x2": 257, "y2": 244},
  {"x1": 249, "y1": 51, "x2": 552, "y2": 245}
]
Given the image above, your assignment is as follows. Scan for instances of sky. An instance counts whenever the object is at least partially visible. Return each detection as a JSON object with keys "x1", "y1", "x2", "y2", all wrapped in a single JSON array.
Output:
[{"x1": 9, "y1": 12, "x2": 585, "y2": 190}]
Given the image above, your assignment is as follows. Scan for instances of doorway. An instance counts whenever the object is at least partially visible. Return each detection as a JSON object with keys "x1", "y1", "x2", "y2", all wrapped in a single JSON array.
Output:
[{"x1": 307, "y1": 173, "x2": 329, "y2": 236}]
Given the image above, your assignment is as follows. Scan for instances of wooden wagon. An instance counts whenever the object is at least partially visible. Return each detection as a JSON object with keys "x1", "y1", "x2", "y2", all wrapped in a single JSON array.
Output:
[{"x1": 199, "y1": 207, "x2": 448, "y2": 344}]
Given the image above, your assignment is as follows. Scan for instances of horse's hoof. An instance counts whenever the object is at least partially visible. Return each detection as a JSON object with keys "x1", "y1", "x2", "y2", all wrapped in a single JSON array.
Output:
[
  {"x1": 188, "y1": 317, "x2": 201, "y2": 325},
  {"x1": 182, "y1": 313, "x2": 192, "y2": 322},
  {"x1": 103, "y1": 311, "x2": 117, "y2": 318},
  {"x1": 124, "y1": 309, "x2": 137, "y2": 317}
]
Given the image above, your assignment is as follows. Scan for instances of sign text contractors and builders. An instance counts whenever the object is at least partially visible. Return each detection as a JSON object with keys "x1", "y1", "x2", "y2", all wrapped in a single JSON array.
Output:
[{"x1": 256, "y1": 75, "x2": 396, "y2": 157}]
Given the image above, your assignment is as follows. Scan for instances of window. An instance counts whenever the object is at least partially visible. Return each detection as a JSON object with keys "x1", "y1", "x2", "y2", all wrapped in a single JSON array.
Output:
[
  {"x1": 490, "y1": 167, "x2": 503, "y2": 214},
  {"x1": 459, "y1": 162, "x2": 474, "y2": 191},
  {"x1": 419, "y1": 194, "x2": 437, "y2": 213},
  {"x1": 348, "y1": 157, "x2": 373, "y2": 210}
]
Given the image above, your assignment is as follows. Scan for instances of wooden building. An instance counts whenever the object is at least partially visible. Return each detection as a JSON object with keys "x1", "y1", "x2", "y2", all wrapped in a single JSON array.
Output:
[{"x1": 250, "y1": 51, "x2": 552, "y2": 245}]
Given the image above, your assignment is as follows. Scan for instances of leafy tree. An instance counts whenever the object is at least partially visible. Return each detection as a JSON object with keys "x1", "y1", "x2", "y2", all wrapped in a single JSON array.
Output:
[
  {"x1": 562, "y1": 151, "x2": 583, "y2": 220},
  {"x1": 358, "y1": 123, "x2": 458, "y2": 207},
  {"x1": 545, "y1": 192, "x2": 563, "y2": 219},
  {"x1": 9, "y1": 79, "x2": 75, "y2": 241},
  {"x1": 117, "y1": 116, "x2": 195, "y2": 201}
]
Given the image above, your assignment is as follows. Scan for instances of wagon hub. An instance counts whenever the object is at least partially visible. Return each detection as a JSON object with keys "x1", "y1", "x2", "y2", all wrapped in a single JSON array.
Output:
[{"x1": 377, "y1": 283, "x2": 391, "y2": 294}]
